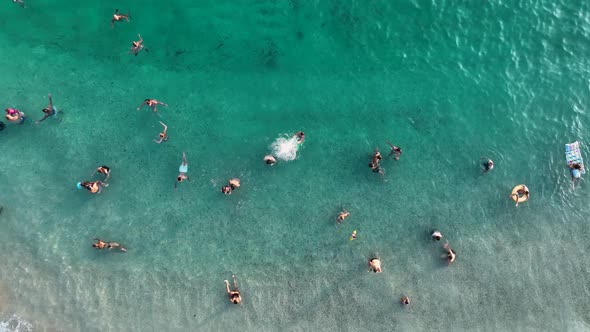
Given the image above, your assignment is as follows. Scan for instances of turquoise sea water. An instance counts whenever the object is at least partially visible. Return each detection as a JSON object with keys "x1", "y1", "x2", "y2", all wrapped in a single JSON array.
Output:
[{"x1": 2, "y1": 0, "x2": 590, "y2": 331}]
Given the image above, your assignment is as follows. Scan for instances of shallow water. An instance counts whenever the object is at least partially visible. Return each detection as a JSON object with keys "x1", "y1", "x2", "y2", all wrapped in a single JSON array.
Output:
[{"x1": 1, "y1": 0, "x2": 590, "y2": 331}]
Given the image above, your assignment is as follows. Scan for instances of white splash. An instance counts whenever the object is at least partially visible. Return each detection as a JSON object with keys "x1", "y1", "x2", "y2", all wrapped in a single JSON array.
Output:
[
  {"x1": 0, "y1": 315, "x2": 33, "y2": 332},
  {"x1": 271, "y1": 135, "x2": 300, "y2": 161}
]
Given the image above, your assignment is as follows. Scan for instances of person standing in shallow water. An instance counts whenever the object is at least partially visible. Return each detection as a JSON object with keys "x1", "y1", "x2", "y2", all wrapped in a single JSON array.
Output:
[
  {"x1": 175, "y1": 152, "x2": 190, "y2": 189},
  {"x1": 224, "y1": 275, "x2": 242, "y2": 304}
]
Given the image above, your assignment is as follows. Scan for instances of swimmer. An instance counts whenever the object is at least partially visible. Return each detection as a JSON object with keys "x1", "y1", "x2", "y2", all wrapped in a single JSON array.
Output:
[
  {"x1": 371, "y1": 150, "x2": 383, "y2": 164},
  {"x1": 175, "y1": 152, "x2": 190, "y2": 189},
  {"x1": 481, "y1": 157, "x2": 494, "y2": 174},
  {"x1": 79, "y1": 181, "x2": 108, "y2": 194},
  {"x1": 111, "y1": 9, "x2": 130, "y2": 28},
  {"x1": 294, "y1": 131, "x2": 305, "y2": 144},
  {"x1": 349, "y1": 230, "x2": 357, "y2": 241},
  {"x1": 368, "y1": 257, "x2": 382, "y2": 273},
  {"x1": 336, "y1": 208, "x2": 350, "y2": 224},
  {"x1": 5, "y1": 108, "x2": 26, "y2": 124},
  {"x1": 443, "y1": 243, "x2": 456, "y2": 265},
  {"x1": 369, "y1": 162, "x2": 384, "y2": 176},
  {"x1": 568, "y1": 162, "x2": 583, "y2": 186},
  {"x1": 154, "y1": 121, "x2": 168, "y2": 143},
  {"x1": 12, "y1": 0, "x2": 25, "y2": 7},
  {"x1": 137, "y1": 98, "x2": 168, "y2": 113},
  {"x1": 229, "y1": 178, "x2": 240, "y2": 190},
  {"x1": 0, "y1": 121, "x2": 5, "y2": 131},
  {"x1": 221, "y1": 185, "x2": 232, "y2": 195},
  {"x1": 129, "y1": 34, "x2": 149, "y2": 56},
  {"x1": 36, "y1": 94, "x2": 57, "y2": 124},
  {"x1": 92, "y1": 239, "x2": 107, "y2": 250},
  {"x1": 224, "y1": 275, "x2": 242, "y2": 304},
  {"x1": 401, "y1": 296, "x2": 410, "y2": 306},
  {"x1": 93, "y1": 166, "x2": 111, "y2": 182},
  {"x1": 387, "y1": 141, "x2": 402, "y2": 160},
  {"x1": 511, "y1": 188, "x2": 530, "y2": 207},
  {"x1": 264, "y1": 154, "x2": 277, "y2": 166},
  {"x1": 107, "y1": 242, "x2": 127, "y2": 252},
  {"x1": 431, "y1": 230, "x2": 442, "y2": 241}
]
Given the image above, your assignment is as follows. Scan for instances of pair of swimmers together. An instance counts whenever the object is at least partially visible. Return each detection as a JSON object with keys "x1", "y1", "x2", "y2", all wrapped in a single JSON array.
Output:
[
  {"x1": 78, "y1": 166, "x2": 111, "y2": 194},
  {"x1": 431, "y1": 230, "x2": 456, "y2": 265},
  {"x1": 369, "y1": 141, "x2": 402, "y2": 174},
  {"x1": 263, "y1": 131, "x2": 305, "y2": 166},
  {"x1": 5, "y1": 94, "x2": 57, "y2": 125},
  {"x1": 221, "y1": 178, "x2": 241, "y2": 195},
  {"x1": 92, "y1": 239, "x2": 127, "y2": 252}
]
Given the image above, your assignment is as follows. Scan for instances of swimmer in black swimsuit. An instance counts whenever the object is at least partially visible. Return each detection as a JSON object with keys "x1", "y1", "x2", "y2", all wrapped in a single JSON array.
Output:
[
  {"x1": 0, "y1": 121, "x2": 5, "y2": 131},
  {"x1": 224, "y1": 275, "x2": 242, "y2": 304},
  {"x1": 94, "y1": 166, "x2": 111, "y2": 182}
]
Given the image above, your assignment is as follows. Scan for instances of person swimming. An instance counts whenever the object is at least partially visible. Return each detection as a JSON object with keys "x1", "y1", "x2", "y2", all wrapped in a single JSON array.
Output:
[
  {"x1": 401, "y1": 296, "x2": 410, "y2": 305},
  {"x1": 111, "y1": 9, "x2": 130, "y2": 28},
  {"x1": 431, "y1": 230, "x2": 442, "y2": 241},
  {"x1": 175, "y1": 152, "x2": 190, "y2": 189},
  {"x1": 138, "y1": 98, "x2": 168, "y2": 113},
  {"x1": 12, "y1": 0, "x2": 25, "y2": 7},
  {"x1": 36, "y1": 94, "x2": 57, "y2": 124},
  {"x1": 229, "y1": 178, "x2": 240, "y2": 190},
  {"x1": 78, "y1": 181, "x2": 108, "y2": 194},
  {"x1": 568, "y1": 162, "x2": 583, "y2": 186},
  {"x1": 294, "y1": 131, "x2": 305, "y2": 144},
  {"x1": 443, "y1": 243, "x2": 456, "y2": 265},
  {"x1": 221, "y1": 185, "x2": 232, "y2": 195},
  {"x1": 264, "y1": 154, "x2": 277, "y2": 165},
  {"x1": 224, "y1": 275, "x2": 242, "y2": 304},
  {"x1": 129, "y1": 34, "x2": 149, "y2": 56},
  {"x1": 0, "y1": 121, "x2": 4, "y2": 131},
  {"x1": 336, "y1": 208, "x2": 350, "y2": 224},
  {"x1": 387, "y1": 141, "x2": 402, "y2": 160},
  {"x1": 92, "y1": 239, "x2": 107, "y2": 250},
  {"x1": 154, "y1": 121, "x2": 168, "y2": 143},
  {"x1": 481, "y1": 157, "x2": 494, "y2": 173},
  {"x1": 5, "y1": 108, "x2": 26, "y2": 124},
  {"x1": 349, "y1": 230, "x2": 357, "y2": 241},
  {"x1": 95, "y1": 166, "x2": 111, "y2": 182},
  {"x1": 368, "y1": 257, "x2": 382, "y2": 273},
  {"x1": 371, "y1": 150, "x2": 383, "y2": 164}
]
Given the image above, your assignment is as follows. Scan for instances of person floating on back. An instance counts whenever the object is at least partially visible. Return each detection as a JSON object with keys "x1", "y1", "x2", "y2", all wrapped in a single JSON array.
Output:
[
  {"x1": 138, "y1": 98, "x2": 167, "y2": 113},
  {"x1": 175, "y1": 152, "x2": 190, "y2": 189},
  {"x1": 154, "y1": 121, "x2": 168, "y2": 143},
  {"x1": 111, "y1": 9, "x2": 130, "y2": 28},
  {"x1": 5, "y1": 108, "x2": 26, "y2": 124},
  {"x1": 129, "y1": 34, "x2": 149, "y2": 56},
  {"x1": 224, "y1": 275, "x2": 242, "y2": 304},
  {"x1": 36, "y1": 94, "x2": 57, "y2": 124},
  {"x1": 387, "y1": 141, "x2": 402, "y2": 160}
]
